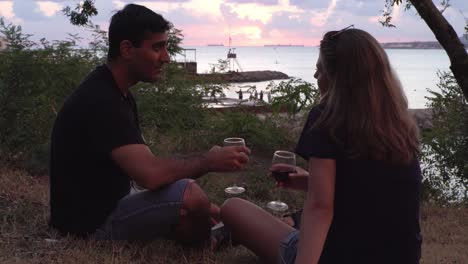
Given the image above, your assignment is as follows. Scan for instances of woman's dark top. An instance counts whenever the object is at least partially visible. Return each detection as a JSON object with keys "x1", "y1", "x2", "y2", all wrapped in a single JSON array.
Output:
[{"x1": 295, "y1": 106, "x2": 422, "y2": 264}]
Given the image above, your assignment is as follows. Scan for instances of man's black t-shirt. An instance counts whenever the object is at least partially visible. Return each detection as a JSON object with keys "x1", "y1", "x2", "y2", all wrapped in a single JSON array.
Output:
[
  {"x1": 49, "y1": 65, "x2": 145, "y2": 237},
  {"x1": 296, "y1": 106, "x2": 422, "y2": 264}
]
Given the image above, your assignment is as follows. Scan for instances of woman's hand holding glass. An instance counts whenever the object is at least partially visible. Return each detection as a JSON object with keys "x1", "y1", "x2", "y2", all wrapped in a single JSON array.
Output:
[{"x1": 270, "y1": 164, "x2": 309, "y2": 192}]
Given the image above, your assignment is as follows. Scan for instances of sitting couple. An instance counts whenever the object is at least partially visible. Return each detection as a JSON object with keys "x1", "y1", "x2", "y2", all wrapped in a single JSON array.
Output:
[{"x1": 49, "y1": 4, "x2": 422, "y2": 264}]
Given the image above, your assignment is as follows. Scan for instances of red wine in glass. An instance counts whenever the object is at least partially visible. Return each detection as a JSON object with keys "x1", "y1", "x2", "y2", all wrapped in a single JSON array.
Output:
[
  {"x1": 272, "y1": 169, "x2": 296, "y2": 182},
  {"x1": 267, "y1": 150, "x2": 296, "y2": 212}
]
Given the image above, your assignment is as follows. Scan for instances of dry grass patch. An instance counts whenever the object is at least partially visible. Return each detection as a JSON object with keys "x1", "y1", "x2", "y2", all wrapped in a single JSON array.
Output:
[
  {"x1": 1, "y1": 166, "x2": 467, "y2": 263},
  {"x1": 421, "y1": 204, "x2": 468, "y2": 264}
]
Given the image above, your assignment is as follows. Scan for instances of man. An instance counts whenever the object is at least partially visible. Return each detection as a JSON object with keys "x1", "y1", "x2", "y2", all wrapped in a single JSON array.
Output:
[{"x1": 49, "y1": 4, "x2": 249, "y2": 245}]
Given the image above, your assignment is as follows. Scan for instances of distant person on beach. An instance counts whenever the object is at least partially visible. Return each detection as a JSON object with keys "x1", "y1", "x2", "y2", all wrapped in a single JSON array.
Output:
[
  {"x1": 210, "y1": 89, "x2": 217, "y2": 104},
  {"x1": 267, "y1": 91, "x2": 272, "y2": 103},
  {"x1": 49, "y1": 4, "x2": 250, "y2": 246},
  {"x1": 237, "y1": 89, "x2": 243, "y2": 100},
  {"x1": 259, "y1": 90, "x2": 263, "y2": 101},
  {"x1": 220, "y1": 28, "x2": 422, "y2": 264}
]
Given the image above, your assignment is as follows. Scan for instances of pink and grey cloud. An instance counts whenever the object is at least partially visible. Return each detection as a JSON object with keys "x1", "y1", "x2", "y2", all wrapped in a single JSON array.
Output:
[{"x1": 0, "y1": 0, "x2": 466, "y2": 46}]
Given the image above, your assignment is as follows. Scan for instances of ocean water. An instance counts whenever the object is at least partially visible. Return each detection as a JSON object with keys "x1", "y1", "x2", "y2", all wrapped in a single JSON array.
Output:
[{"x1": 177, "y1": 46, "x2": 454, "y2": 109}]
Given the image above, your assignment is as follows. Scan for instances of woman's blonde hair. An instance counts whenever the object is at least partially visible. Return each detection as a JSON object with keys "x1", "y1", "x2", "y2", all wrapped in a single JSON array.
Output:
[{"x1": 316, "y1": 28, "x2": 420, "y2": 164}]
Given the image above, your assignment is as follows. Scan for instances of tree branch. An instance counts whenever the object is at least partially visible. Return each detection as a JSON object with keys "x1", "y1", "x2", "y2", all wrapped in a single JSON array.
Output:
[
  {"x1": 409, "y1": 0, "x2": 468, "y2": 100},
  {"x1": 439, "y1": 0, "x2": 451, "y2": 14},
  {"x1": 62, "y1": 0, "x2": 98, "y2": 26}
]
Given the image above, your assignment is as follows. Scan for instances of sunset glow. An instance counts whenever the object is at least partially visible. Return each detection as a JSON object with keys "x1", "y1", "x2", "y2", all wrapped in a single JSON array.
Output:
[
  {"x1": 36, "y1": 1, "x2": 62, "y2": 17},
  {"x1": 0, "y1": 1, "x2": 16, "y2": 20},
  {"x1": 0, "y1": 0, "x2": 466, "y2": 46}
]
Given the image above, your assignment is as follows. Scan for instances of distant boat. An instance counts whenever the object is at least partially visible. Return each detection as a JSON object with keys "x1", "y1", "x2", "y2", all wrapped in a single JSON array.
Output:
[
  {"x1": 207, "y1": 44, "x2": 224, "y2": 46},
  {"x1": 264, "y1": 44, "x2": 304, "y2": 47}
]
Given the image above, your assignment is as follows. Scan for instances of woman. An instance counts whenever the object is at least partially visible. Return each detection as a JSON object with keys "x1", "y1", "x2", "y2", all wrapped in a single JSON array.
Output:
[{"x1": 220, "y1": 28, "x2": 422, "y2": 264}]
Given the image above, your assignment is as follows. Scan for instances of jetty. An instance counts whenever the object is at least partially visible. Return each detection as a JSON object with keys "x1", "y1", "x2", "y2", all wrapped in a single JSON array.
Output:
[
  {"x1": 175, "y1": 42, "x2": 289, "y2": 82},
  {"x1": 197, "y1": 70, "x2": 289, "y2": 83}
]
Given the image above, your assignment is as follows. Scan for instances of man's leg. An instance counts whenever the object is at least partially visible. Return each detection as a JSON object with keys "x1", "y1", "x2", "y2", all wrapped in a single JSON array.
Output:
[
  {"x1": 221, "y1": 198, "x2": 296, "y2": 264},
  {"x1": 93, "y1": 179, "x2": 213, "y2": 245}
]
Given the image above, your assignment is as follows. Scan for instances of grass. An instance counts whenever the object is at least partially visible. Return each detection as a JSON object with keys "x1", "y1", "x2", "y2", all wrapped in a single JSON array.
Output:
[{"x1": 1, "y1": 160, "x2": 467, "y2": 264}]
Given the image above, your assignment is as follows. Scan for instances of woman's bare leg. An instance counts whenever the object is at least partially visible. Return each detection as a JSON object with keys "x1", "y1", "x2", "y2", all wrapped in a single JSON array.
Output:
[{"x1": 221, "y1": 197, "x2": 295, "y2": 263}]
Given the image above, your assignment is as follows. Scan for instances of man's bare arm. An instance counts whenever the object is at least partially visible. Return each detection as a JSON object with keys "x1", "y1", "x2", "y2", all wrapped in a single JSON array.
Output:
[{"x1": 111, "y1": 144, "x2": 250, "y2": 190}]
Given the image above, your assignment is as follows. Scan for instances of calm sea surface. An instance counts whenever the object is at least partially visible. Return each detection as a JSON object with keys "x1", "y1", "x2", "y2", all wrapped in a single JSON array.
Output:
[{"x1": 177, "y1": 46, "x2": 455, "y2": 109}]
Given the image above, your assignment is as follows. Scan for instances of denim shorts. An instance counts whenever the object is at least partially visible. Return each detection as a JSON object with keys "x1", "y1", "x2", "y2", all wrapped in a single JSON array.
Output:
[
  {"x1": 93, "y1": 178, "x2": 191, "y2": 241},
  {"x1": 278, "y1": 229, "x2": 300, "y2": 264}
]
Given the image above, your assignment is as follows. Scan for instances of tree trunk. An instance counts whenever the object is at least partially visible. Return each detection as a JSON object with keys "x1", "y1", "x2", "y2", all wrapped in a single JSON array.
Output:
[{"x1": 410, "y1": 0, "x2": 468, "y2": 101}]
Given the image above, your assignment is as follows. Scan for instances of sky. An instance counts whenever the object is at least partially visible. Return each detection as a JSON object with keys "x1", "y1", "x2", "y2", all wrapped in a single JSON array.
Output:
[{"x1": 0, "y1": 0, "x2": 467, "y2": 46}]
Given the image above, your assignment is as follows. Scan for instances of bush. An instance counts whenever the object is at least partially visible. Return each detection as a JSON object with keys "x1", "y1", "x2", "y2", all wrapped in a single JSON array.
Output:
[
  {"x1": 136, "y1": 65, "x2": 207, "y2": 132},
  {"x1": 209, "y1": 110, "x2": 294, "y2": 152},
  {"x1": 0, "y1": 18, "x2": 99, "y2": 173},
  {"x1": 145, "y1": 109, "x2": 296, "y2": 158},
  {"x1": 421, "y1": 71, "x2": 468, "y2": 203},
  {"x1": 267, "y1": 78, "x2": 320, "y2": 117},
  {"x1": 0, "y1": 17, "x2": 313, "y2": 176}
]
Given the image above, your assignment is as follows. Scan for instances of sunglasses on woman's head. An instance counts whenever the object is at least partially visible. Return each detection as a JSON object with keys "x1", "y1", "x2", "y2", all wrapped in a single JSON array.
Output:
[{"x1": 329, "y1": 24, "x2": 355, "y2": 38}]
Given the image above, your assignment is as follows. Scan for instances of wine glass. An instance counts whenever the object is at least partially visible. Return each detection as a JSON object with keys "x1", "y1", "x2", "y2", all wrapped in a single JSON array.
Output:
[
  {"x1": 267, "y1": 150, "x2": 296, "y2": 212},
  {"x1": 223, "y1": 137, "x2": 246, "y2": 195}
]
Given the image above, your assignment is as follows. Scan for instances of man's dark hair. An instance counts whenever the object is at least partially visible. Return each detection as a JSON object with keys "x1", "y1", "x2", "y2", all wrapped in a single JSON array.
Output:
[{"x1": 107, "y1": 4, "x2": 170, "y2": 61}]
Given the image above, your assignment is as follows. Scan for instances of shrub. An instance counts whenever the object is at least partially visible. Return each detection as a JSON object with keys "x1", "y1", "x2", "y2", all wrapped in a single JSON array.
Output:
[
  {"x1": 0, "y1": 17, "x2": 313, "y2": 176},
  {"x1": 0, "y1": 18, "x2": 98, "y2": 173},
  {"x1": 267, "y1": 78, "x2": 320, "y2": 117},
  {"x1": 421, "y1": 71, "x2": 468, "y2": 203}
]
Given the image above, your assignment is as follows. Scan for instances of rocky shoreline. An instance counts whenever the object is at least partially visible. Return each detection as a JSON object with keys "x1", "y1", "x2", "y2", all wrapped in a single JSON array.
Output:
[
  {"x1": 410, "y1": 108, "x2": 433, "y2": 131},
  {"x1": 198, "y1": 70, "x2": 289, "y2": 83},
  {"x1": 381, "y1": 35, "x2": 467, "y2": 49}
]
